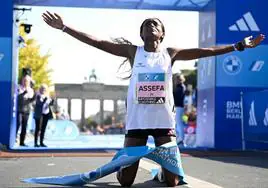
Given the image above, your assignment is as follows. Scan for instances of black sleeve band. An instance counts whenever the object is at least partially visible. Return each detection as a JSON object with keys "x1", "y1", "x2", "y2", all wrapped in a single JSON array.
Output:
[{"x1": 234, "y1": 41, "x2": 245, "y2": 51}]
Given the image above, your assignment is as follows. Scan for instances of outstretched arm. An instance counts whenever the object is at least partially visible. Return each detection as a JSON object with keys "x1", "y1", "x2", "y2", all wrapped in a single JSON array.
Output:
[
  {"x1": 169, "y1": 34, "x2": 265, "y2": 61},
  {"x1": 42, "y1": 11, "x2": 136, "y2": 59}
]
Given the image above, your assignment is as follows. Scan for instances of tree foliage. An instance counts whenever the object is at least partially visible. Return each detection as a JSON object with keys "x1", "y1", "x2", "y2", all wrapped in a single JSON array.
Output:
[
  {"x1": 18, "y1": 25, "x2": 52, "y2": 90},
  {"x1": 85, "y1": 116, "x2": 98, "y2": 128},
  {"x1": 103, "y1": 115, "x2": 112, "y2": 125},
  {"x1": 183, "y1": 69, "x2": 197, "y2": 89}
]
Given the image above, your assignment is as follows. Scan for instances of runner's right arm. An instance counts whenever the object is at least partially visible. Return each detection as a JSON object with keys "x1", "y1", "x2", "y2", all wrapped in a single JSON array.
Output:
[{"x1": 42, "y1": 11, "x2": 136, "y2": 59}]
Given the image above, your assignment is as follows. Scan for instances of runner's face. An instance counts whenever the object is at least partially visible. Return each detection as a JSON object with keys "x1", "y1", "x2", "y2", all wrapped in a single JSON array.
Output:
[{"x1": 140, "y1": 18, "x2": 164, "y2": 41}]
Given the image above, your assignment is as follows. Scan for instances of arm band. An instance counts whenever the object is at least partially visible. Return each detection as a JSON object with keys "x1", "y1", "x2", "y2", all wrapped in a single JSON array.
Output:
[{"x1": 234, "y1": 41, "x2": 245, "y2": 51}]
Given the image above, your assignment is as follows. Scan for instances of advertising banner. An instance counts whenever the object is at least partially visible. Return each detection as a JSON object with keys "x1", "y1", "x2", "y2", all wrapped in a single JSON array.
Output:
[
  {"x1": 198, "y1": 56, "x2": 216, "y2": 90},
  {"x1": 14, "y1": 0, "x2": 212, "y2": 11},
  {"x1": 216, "y1": 45, "x2": 268, "y2": 88},
  {"x1": 198, "y1": 10, "x2": 216, "y2": 90},
  {"x1": 0, "y1": 1, "x2": 13, "y2": 37},
  {"x1": 215, "y1": 87, "x2": 268, "y2": 149},
  {"x1": 242, "y1": 90, "x2": 268, "y2": 146},
  {"x1": 0, "y1": 38, "x2": 12, "y2": 82},
  {"x1": 216, "y1": 0, "x2": 268, "y2": 44},
  {"x1": 199, "y1": 11, "x2": 216, "y2": 48},
  {"x1": 214, "y1": 0, "x2": 268, "y2": 149},
  {"x1": 196, "y1": 88, "x2": 215, "y2": 148},
  {"x1": 0, "y1": 0, "x2": 13, "y2": 148}
]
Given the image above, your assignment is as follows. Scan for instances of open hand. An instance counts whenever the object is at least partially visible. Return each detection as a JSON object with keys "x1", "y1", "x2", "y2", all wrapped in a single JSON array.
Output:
[
  {"x1": 42, "y1": 11, "x2": 64, "y2": 30},
  {"x1": 244, "y1": 34, "x2": 265, "y2": 48}
]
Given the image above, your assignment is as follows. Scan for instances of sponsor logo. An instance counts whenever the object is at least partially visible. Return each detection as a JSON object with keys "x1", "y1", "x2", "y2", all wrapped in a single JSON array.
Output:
[
  {"x1": 249, "y1": 60, "x2": 265, "y2": 72},
  {"x1": 229, "y1": 12, "x2": 260, "y2": 32},
  {"x1": 135, "y1": 62, "x2": 146, "y2": 68},
  {"x1": 249, "y1": 101, "x2": 257, "y2": 126},
  {"x1": 223, "y1": 55, "x2": 242, "y2": 75},
  {"x1": 156, "y1": 97, "x2": 165, "y2": 104},
  {"x1": 226, "y1": 101, "x2": 241, "y2": 119},
  {"x1": 264, "y1": 107, "x2": 268, "y2": 126},
  {"x1": 201, "y1": 19, "x2": 213, "y2": 43}
]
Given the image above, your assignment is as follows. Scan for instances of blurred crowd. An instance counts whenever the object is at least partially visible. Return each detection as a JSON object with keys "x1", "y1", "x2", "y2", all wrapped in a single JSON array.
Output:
[{"x1": 173, "y1": 73, "x2": 197, "y2": 147}]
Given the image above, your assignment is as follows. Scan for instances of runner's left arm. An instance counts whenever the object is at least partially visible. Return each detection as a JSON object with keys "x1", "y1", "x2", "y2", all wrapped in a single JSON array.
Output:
[{"x1": 169, "y1": 34, "x2": 265, "y2": 61}]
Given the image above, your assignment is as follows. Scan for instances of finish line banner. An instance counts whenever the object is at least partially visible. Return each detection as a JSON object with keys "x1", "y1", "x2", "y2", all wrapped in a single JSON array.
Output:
[
  {"x1": 22, "y1": 142, "x2": 185, "y2": 186},
  {"x1": 242, "y1": 90, "x2": 268, "y2": 144}
]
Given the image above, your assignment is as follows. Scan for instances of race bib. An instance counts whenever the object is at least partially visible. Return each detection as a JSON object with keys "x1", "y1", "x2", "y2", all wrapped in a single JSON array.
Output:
[{"x1": 136, "y1": 73, "x2": 166, "y2": 104}]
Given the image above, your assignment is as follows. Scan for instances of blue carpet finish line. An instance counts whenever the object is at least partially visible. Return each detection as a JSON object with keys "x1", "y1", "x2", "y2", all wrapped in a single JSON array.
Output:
[{"x1": 22, "y1": 141, "x2": 186, "y2": 186}]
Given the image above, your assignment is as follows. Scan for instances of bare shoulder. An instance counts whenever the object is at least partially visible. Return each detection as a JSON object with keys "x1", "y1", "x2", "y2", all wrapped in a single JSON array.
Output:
[{"x1": 167, "y1": 47, "x2": 182, "y2": 59}]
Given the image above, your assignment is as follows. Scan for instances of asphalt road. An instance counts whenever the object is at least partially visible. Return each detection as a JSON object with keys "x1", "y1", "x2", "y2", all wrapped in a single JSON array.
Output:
[{"x1": 1, "y1": 153, "x2": 268, "y2": 188}]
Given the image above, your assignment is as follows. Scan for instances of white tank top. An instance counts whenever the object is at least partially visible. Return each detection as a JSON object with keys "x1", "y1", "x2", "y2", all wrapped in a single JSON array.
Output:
[{"x1": 126, "y1": 46, "x2": 175, "y2": 130}]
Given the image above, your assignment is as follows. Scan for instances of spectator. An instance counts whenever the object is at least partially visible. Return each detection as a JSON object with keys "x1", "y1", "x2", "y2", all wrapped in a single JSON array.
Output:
[
  {"x1": 33, "y1": 84, "x2": 54, "y2": 147},
  {"x1": 55, "y1": 107, "x2": 70, "y2": 120},
  {"x1": 17, "y1": 75, "x2": 35, "y2": 146},
  {"x1": 184, "y1": 89, "x2": 193, "y2": 114},
  {"x1": 21, "y1": 67, "x2": 35, "y2": 88},
  {"x1": 192, "y1": 87, "x2": 197, "y2": 107},
  {"x1": 173, "y1": 74, "x2": 186, "y2": 145}
]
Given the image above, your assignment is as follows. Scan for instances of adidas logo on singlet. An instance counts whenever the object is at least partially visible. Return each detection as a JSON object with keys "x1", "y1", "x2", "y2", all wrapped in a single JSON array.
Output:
[{"x1": 156, "y1": 97, "x2": 165, "y2": 104}]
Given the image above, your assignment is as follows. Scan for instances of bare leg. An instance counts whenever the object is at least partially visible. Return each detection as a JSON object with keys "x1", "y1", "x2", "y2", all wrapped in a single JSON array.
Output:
[
  {"x1": 154, "y1": 136, "x2": 180, "y2": 187},
  {"x1": 117, "y1": 137, "x2": 147, "y2": 187}
]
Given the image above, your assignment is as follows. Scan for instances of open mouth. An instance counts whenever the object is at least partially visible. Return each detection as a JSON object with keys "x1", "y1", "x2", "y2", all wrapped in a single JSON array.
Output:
[{"x1": 147, "y1": 27, "x2": 157, "y2": 33}]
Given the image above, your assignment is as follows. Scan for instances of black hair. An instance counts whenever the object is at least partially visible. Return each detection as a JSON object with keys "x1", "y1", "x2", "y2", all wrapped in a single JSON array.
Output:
[
  {"x1": 140, "y1": 18, "x2": 165, "y2": 42},
  {"x1": 22, "y1": 67, "x2": 32, "y2": 77},
  {"x1": 20, "y1": 67, "x2": 34, "y2": 88},
  {"x1": 111, "y1": 37, "x2": 132, "y2": 80}
]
